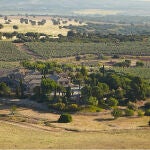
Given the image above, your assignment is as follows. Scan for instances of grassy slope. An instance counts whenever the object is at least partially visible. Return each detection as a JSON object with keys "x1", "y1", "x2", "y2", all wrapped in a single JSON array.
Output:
[{"x1": 0, "y1": 122, "x2": 149, "y2": 149}]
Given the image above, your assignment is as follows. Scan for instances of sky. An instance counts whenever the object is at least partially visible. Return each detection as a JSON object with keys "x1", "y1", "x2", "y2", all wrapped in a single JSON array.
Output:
[{"x1": 0, "y1": 0, "x2": 150, "y2": 16}]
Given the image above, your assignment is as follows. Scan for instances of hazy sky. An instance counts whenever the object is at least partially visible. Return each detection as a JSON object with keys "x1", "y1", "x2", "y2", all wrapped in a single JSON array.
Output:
[{"x1": 0, "y1": 0, "x2": 150, "y2": 16}]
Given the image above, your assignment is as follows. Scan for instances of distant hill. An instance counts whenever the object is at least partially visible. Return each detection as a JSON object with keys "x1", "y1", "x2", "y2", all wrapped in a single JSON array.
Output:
[{"x1": 0, "y1": 0, "x2": 150, "y2": 16}]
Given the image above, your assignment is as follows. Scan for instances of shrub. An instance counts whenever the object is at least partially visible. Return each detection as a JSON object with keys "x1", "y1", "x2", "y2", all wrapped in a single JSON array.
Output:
[
  {"x1": 67, "y1": 104, "x2": 79, "y2": 112},
  {"x1": 49, "y1": 103, "x2": 66, "y2": 111},
  {"x1": 87, "y1": 96, "x2": 98, "y2": 106},
  {"x1": 137, "y1": 110, "x2": 144, "y2": 117},
  {"x1": 10, "y1": 105, "x2": 17, "y2": 115},
  {"x1": 145, "y1": 109, "x2": 150, "y2": 116},
  {"x1": 58, "y1": 113, "x2": 72, "y2": 123},
  {"x1": 107, "y1": 97, "x2": 118, "y2": 108},
  {"x1": 111, "y1": 108, "x2": 123, "y2": 119},
  {"x1": 81, "y1": 105, "x2": 102, "y2": 113},
  {"x1": 125, "y1": 109, "x2": 134, "y2": 116}
]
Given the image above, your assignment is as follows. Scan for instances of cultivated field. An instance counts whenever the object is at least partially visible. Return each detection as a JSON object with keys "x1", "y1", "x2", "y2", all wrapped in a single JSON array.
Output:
[
  {"x1": 25, "y1": 41, "x2": 150, "y2": 59},
  {"x1": 0, "y1": 41, "x2": 30, "y2": 61},
  {"x1": 0, "y1": 61, "x2": 19, "y2": 69},
  {"x1": 113, "y1": 67, "x2": 150, "y2": 82}
]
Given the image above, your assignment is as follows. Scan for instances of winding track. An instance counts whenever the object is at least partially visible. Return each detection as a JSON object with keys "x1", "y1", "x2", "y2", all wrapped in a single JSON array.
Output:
[{"x1": 14, "y1": 43, "x2": 43, "y2": 59}]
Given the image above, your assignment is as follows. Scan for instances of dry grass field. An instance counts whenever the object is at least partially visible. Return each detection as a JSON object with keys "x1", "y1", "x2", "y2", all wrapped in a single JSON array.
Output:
[
  {"x1": 0, "y1": 121, "x2": 149, "y2": 149},
  {"x1": 74, "y1": 9, "x2": 122, "y2": 15},
  {"x1": 0, "y1": 102, "x2": 149, "y2": 131},
  {"x1": 0, "y1": 16, "x2": 85, "y2": 36},
  {"x1": 0, "y1": 99, "x2": 150, "y2": 149}
]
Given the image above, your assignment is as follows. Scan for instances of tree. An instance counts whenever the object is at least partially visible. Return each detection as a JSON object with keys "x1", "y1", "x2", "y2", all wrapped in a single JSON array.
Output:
[
  {"x1": 124, "y1": 60, "x2": 131, "y2": 67},
  {"x1": 112, "y1": 54, "x2": 120, "y2": 59},
  {"x1": 107, "y1": 97, "x2": 118, "y2": 108},
  {"x1": 0, "y1": 82, "x2": 11, "y2": 96},
  {"x1": 87, "y1": 96, "x2": 98, "y2": 106},
  {"x1": 41, "y1": 78, "x2": 57, "y2": 95},
  {"x1": 75, "y1": 72, "x2": 83, "y2": 90},
  {"x1": 65, "y1": 86, "x2": 72, "y2": 99},
  {"x1": 4, "y1": 16, "x2": 8, "y2": 20},
  {"x1": 80, "y1": 66, "x2": 88, "y2": 77},
  {"x1": 13, "y1": 25, "x2": 19, "y2": 30},
  {"x1": 3, "y1": 33, "x2": 13, "y2": 39},
  {"x1": 145, "y1": 109, "x2": 150, "y2": 116},
  {"x1": 81, "y1": 85, "x2": 91, "y2": 99},
  {"x1": 100, "y1": 65, "x2": 105, "y2": 77},
  {"x1": 114, "y1": 60, "x2": 131, "y2": 67},
  {"x1": 136, "y1": 61, "x2": 144, "y2": 67},
  {"x1": 0, "y1": 32, "x2": 2, "y2": 40},
  {"x1": 144, "y1": 102, "x2": 150, "y2": 109},
  {"x1": 129, "y1": 77, "x2": 147, "y2": 100},
  {"x1": 33, "y1": 86, "x2": 41, "y2": 100},
  {"x1": 0, "y1": 24, "x2": 4, "y2": 29},
  {"x1": 115, "y1": 88, "x2": 125, "y2": 99},
  {"x1": 15, "y1": 85, "x2": 20, "y2": 98},
  {"x1": 75, "y1": 55, "x2": 81, "y2": 61},
  {"x1": 20, "y1": 79, "x2": 24, "y2": 98},
  {"x1": 67, "y1": 30, "x2": 76, "y2": 37},
  {"x1": 91, "y1": 83, "x2": 109, "y2": 100},
  {"x1": 107, "y1": 74, "x2": 121, "y2": 90}
]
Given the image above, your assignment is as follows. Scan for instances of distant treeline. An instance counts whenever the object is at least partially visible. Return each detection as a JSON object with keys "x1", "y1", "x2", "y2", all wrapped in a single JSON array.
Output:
[
  {"x1": 11, "y1": 31, "x2": 150, "y2": 43},
  {"x1": 63, "y1": 23, "x2": 150, "y2": 35},
  {"x1": 0, "y1": 31, "x2": 150, "y2": 43}
]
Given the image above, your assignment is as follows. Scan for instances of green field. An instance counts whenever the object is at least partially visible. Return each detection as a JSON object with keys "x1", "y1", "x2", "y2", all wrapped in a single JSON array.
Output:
[
  {"x1": 0, "y1": 41, "x2": 30, "y2": 61},
  {"x1": 112, "y1": 67, "x2": 150, "y2": 82},
  {"x1": 25, "y1": 41, "x2": 150, "y2": 59},
  {"x1": 0, "y1": 40, "x2": 150, "y2": 62}
]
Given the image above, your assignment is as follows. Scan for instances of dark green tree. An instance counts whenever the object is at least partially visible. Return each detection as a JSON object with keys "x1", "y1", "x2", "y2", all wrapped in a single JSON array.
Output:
[
  {"x1": 0, "y1": 82, "x2": 11, "y2": 97},
  {"x1": 65, "y1": 86, "x2": 72, "y2": 99},
  {"x1": 41, "y1": 78, "x2": 57, "y2": 95}
]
